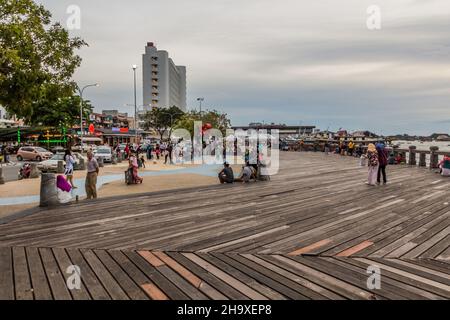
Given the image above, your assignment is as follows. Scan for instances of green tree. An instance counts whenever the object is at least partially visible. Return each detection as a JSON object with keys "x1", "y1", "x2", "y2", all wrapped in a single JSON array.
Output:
[
  {"x1": 175, "y1": 109, "x2": 231, "y2": 137},
  {"x1": 142, "y1": 106, "x2": 185, "y2": 140},
  {"x1": 30, "y1": 88, "x2": 93, "y2": 127},
  {"x1": 0, "y1": 0, "x2": 86, "y2": 122}
]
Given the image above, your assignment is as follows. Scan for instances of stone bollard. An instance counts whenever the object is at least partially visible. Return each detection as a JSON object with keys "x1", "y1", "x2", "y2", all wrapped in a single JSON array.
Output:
[
  {"x1": 30, "y1": 163, "x2": 39, "y2": 179},
  {"x1": 0, "y1": 167, "x2": 5, "y2": 185},
  {"x1": 408, "y1": 146, "x2": 417, "y2": 166},
  {"x1": 419, "y1": 152, "x2": 427, "y2": 167},
  {"x1": 40, "y1": 173, "x2": 59, "y2": 207},
  {"x1": 430, "y1": 146, "x2": 439, "y2": 169},
  {"x1": 98, "y1": 157, "x2": 104, "y2": 168},
  {"x1": 78, "y1": 158, "x2": 86, "y2": 171},
  {"x1": 57, "y1": 160, "x2": 65, "y2": 174}
]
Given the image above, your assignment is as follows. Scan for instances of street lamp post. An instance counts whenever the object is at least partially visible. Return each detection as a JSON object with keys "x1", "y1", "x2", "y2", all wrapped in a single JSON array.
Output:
[
  {"x1": 77, "y1": 83, "x2": 99, "y2": 149},
  {"x1": 197, "y1": 97, "x2": 204, "y2": 115},
  {"x1": 132, "y1": 65, "x2": 138, "y2": 143}
]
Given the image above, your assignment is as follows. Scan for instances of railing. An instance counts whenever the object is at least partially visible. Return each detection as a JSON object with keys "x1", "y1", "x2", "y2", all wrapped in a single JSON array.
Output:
[{"x1": 286, "y1": 142, "x2": 448, "y2": 170}]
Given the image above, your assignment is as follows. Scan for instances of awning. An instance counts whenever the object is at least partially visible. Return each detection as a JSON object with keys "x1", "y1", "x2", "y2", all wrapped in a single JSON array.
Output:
[{"x1": 81, "y1": 137, "x2": 103, "y2": 143}]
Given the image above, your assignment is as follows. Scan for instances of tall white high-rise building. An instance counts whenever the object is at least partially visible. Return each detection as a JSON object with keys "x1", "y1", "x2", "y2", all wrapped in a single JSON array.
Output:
[{"x1": 142, "y1": 42, "x2": 187, "y2": 112}]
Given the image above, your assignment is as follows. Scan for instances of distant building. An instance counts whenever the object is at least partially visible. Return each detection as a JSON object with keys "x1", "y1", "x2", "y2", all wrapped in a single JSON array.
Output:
[
  {"x1": 232, "y1": 123, "x2": 316, "y2": 138},
  {"x1": 0, "y1": 106, "x2": 20, "y2": 128},
  {"x1": 142, "y1": 42, "x2": 187, "y2": 111}
]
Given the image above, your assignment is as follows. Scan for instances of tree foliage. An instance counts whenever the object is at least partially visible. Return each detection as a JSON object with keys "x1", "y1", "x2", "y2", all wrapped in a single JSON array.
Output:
[
  {"x1": 142, "y1": 106, "x2": 185, "y2": 140},
  {"x1": 0, "y1": 0, "x2": 87, "y2": 123},
  {"x1": 175, "y1": 109, "x2": 232, "y2": 137}
]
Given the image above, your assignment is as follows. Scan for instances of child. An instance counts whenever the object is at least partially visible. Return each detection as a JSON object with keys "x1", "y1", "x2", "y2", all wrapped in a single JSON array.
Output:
[
  {"x1": 360, "y1": 152, "x2": 368, "y2": 167},
  {"x1": 140, "y1": 155, "x2": 146, "y2": 168}
]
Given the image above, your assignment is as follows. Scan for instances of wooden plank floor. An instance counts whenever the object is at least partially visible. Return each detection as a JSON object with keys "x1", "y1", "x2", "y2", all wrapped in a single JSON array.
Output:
[{"x1": 0, "y1": 152, "x2": 449, "y2": 300}]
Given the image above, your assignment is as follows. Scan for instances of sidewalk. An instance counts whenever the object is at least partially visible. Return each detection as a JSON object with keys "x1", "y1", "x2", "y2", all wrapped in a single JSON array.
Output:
[{"x1": 0, "y1": 159, "x2": 221, "y2": 218}]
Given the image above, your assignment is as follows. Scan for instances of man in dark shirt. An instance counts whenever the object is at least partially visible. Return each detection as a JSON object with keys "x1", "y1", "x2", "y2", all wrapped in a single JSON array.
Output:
[
  {"x1": 376, "y1": 142, "x2": 389, "y2": 184},
  {"x1": 218, "y1": 162, "x2": 234, "y2": 184}
]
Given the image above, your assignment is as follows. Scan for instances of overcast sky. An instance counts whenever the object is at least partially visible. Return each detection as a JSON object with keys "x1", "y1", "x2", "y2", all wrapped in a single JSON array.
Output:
[{"x1": 36, "y1": 0, "x2": 450, "y2": 135}]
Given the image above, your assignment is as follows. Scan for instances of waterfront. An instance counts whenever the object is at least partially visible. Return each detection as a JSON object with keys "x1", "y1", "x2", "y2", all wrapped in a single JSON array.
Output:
[{"x1": 0, "y1": 152, "x2": 448, "y2": 300}]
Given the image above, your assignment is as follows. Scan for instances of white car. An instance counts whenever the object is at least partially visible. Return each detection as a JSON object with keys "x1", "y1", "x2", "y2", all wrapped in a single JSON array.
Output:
[
  {"x1": 37, "y1": 154, "x2": 65, "y2": 172},
  {"x1": 37, "y1": 153, "x2": 86, "y2": 172},
  {"x1": 94, "y1": 147, "x2": 112, "y2": 163}
]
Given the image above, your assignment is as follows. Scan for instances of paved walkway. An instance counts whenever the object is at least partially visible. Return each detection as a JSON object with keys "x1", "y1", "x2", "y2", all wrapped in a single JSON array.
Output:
[{"x1": 0, "y1": 152, "x2": 449, "y2": 300}]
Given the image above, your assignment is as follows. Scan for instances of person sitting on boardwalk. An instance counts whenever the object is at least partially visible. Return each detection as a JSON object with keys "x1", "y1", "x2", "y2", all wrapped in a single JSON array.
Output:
[
  {"x1": 218, "y1": 162, "x2": 234, "y2": 184},
  {"x1": 85, "y1": 151, "x2": 99, "y2": 200},
  {"x1": 376, "y1": 142, "x2": 388, "y2": 185},
  {"x1": 366, "y1": 143, "x2": 379, "y2": 186},
  {"x1": 234, "y1": 164, "x2": 257, "y2": 183}
]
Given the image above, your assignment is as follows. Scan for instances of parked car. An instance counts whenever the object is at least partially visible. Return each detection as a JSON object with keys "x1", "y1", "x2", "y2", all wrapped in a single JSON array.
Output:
[
  {"x1": 37, "y1": 152, "x2": 86, "y2": 172},
  {"x1": 72, "y1": 144, "x2": 98, "y2": 153},
  {"x1": 51, "y1": 146, "x2": 66, "y2": 154},
  {"x1": 94, "y1": 146, "x2": 112, "y2": 162},
  {"x1": 16, "y1": 147, "x2": 53, "y2": 162},
  {"x1": 37, "y1": 153, "x2": 65, "y2": 172}
]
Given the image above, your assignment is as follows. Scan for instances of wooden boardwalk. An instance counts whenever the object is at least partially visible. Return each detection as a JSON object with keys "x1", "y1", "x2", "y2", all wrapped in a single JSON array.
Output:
[{"x1": 0, "y1": 152, "x2": 449, "y2": 300}]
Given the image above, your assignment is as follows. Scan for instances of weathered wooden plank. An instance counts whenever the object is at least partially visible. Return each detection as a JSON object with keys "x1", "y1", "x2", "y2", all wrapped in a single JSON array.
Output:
[
  {"x1": 95, "y1": 250, "x2": 149, "y2": 300},
  {"x1": 108, "y1": 250, "x2": 168, "y2": 300},
  {"x1": 52, "y1": 248, "x2": 91, "y2": 300},
  {"x1": 39, "y1": 248, "x2": 72, "y2": 300},
  {"x1": 12, "y1": 247, "x2": 33, "y2": 300},
  {"x1": 66, "y1": 248, "x2": 110, "y2": 300},
  {"x1": 26, "y1": 247, "x2": 53, "y2": 300},
  {"x1": 0, "y1": 247, "x2": 14, "y2": 300},
  {"x1": 124, "y1": 251, "x2": 190, "y2": 300},
  {"x1": 81, "y1": 249, "x2": 129, "y2": 300}
]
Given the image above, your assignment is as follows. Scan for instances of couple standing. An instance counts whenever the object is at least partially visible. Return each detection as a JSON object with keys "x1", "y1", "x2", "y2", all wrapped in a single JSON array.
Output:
[{"x1": 367, "y1": 143, "x2": 388, "y2": 186}]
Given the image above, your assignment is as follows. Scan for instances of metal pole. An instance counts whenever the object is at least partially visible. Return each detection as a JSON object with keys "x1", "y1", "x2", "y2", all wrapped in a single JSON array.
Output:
[
  {"x1": 133, "y1": 66, "x2": 138, "y2": 143},
  {"x1": 79, "y1": 88, "x2": 84, "y2": 140},
  {"x1": 77, "y1": 84, "x2": 99, "y2": 151}
]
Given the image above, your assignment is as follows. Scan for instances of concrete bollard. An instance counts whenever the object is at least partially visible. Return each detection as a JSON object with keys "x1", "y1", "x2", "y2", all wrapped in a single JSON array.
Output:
[
  {"x1": 408, "y1": 146, "x2": 417, "y2": 166},
  {"x1": 0, "y1": 167, "x2": 5, "y2": 185},
  {"x1": 40, "y1": 173, "x2": 59, "y2": 207},
  {"x1": 78, "y1": 158, "x2": 86, "y2": 171},
  {"x1": 98, "y1": 157, "x2": 104, "y2": 168},
  {"x1": 30, "y1": 163, "x2": 39, "y2": 179},
  {"x1": 57, "y1": 160, "x2": 65, "y2": 174},
  {"x1": 430, "y1": 146, "x2": 439, "y2": 169},
  {"x1": 419, "y1": 152, "x2": 427, "y2": 167}
]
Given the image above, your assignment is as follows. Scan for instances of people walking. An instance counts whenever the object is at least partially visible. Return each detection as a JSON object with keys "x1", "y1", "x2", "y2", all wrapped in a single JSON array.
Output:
[
  {"x1": 85, "y1": 151, "x2": 99, "y2": 199},
  {"x1": 366, "y1": 143, "x2": 379, "y2": 186},
  {"x1": 348, "y1": 140, "x2": 355, "y2": 156},
  {"x1": 64, "y1": 149, "x2": 77, "y2": 189},
  {"x1": 146, "y1": 143, "x2": 153, "y2": 160},
  {"x1": 129, "y1": 151, "x2": 143, "y2": 184},
  {"x1": 155, "y1": 144, "x2": 161, "y2": 160},
  {"x1": 124, "y1": 144, "x2": 130, "y2": 159},
  {"x1": 167, "y1": 143, "x2": 173, "y2": 164},
  {"x1": 376, "y1": 142, "x2": 388, "y2": 184}
]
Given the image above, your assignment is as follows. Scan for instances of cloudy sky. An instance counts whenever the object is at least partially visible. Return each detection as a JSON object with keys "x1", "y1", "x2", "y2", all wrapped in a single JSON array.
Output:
[{"x1": 36, "y1": 0, "x2": 450, "y2": 135}]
